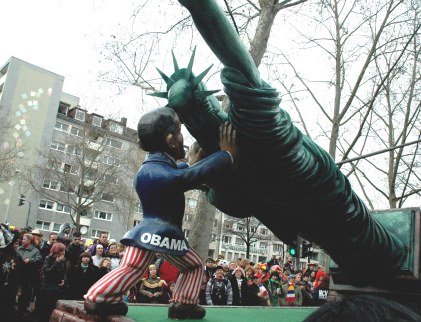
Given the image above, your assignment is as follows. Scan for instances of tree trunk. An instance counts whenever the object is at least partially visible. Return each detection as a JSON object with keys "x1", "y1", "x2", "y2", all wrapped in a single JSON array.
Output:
[
  {"x1": 188, "y1": 191, "x2": 216, "y2": 261},
  {"x1": 249, "y1": 1, "x2": 279, "y2": 68}
]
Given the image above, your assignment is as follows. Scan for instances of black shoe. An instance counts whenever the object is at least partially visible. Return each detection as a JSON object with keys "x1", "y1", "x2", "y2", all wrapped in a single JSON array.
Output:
[
  {"x1": 168, "y1": 302, "x2": 206, "y2": 320},
  {"x1": 84, "y1": 300, "x2": 128, "y2": 316}
]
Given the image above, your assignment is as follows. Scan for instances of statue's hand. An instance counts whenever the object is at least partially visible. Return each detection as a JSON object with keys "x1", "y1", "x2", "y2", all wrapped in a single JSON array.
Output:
[{"x1": 219, "y1": 123, "x2": 238, "y2": 162}]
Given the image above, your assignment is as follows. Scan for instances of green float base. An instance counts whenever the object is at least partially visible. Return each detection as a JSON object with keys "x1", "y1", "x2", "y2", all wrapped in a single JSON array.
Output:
[
  {"x1": 51, "y1": 301, "x2": 317, "y2": 322},
  {"x1": 328, "y1": 208, "x2": 421, "y2": 313}
]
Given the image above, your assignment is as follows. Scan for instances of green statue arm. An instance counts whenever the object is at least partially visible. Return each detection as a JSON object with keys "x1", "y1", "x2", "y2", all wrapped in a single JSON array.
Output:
[{"x1": 178, "y1": 0, "x2": 261, "y2": 88}]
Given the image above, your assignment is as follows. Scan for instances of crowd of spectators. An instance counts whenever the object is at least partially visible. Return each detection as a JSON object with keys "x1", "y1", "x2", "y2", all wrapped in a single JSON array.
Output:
[{"x1": 0, "y1": 222, "x2": 330, "y2": 322}]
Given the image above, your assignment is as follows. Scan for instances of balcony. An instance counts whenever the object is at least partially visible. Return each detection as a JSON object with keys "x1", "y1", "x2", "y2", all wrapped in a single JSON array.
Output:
[{"x1": 221, "y1": 243, "x2": 266, "y2": 255}]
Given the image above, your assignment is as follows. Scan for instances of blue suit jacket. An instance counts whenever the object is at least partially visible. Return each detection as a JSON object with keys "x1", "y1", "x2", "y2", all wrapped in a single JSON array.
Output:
[{"x1": 121, "y1": 151, "x2": 232, "y2": 255}]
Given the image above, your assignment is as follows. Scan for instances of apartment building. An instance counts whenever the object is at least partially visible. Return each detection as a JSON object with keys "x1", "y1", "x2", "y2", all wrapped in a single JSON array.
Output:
[{"x1": 0, "y1": 57, "x2": 144, "y2": 239}]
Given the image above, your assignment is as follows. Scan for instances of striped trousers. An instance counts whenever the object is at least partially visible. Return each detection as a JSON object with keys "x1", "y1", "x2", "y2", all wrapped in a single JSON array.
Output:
[{"x1": 85, "y1": 246, "x2": 203, "y2": 304}]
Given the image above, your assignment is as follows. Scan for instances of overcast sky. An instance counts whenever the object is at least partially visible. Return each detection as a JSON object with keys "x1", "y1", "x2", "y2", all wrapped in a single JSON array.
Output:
[{"x1": 1, "y1": 0, "x2": 143, "y2": 126}]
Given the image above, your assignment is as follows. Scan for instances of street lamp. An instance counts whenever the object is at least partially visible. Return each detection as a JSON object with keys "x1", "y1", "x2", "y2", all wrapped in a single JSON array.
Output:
[{"x1": 4, "y1": 169, "x2": 20, "y2": 223}]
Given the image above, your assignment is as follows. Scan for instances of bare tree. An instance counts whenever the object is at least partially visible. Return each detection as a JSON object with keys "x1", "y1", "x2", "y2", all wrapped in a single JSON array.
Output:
[
  {"x1": 22, "y1": 125, "x2": 140, "y2": 230},
  {"x1": 0, "y1": 117, "x2": 25, "y2": 183},
  {"x1": 221, "y1": 215, "x2": 273, "y2": 259}
]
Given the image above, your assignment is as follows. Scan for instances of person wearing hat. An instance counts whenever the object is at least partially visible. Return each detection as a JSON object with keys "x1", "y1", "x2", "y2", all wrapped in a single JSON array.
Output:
[
  {"x1": 138, "y1": 264, "x2": 166, "y2": 304},
  {"x1": 266, "y1": 271, "x2": 282, "y2": 306},
  {"x1": 205, "y1": 265, "x2": 233, "y2": 306},
  {"x1": 16, "y1": 233, "x2": 43, "y2": 318},
  {"x1": 280, "y1": 274, "x2": 303, "y2": 306},
  {"x1": 31, "y1": 229, "x2": 43, "y2": 249}
]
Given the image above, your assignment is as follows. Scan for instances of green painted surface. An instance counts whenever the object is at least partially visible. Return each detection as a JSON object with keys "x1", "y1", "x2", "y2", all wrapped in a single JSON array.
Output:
[{"x1": 126, "y1": 305, "x2": 316, "y2": 322}]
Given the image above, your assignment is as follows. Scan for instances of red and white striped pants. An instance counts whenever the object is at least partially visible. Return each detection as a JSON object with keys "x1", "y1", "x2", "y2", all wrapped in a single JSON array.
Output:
[{"x1": 85, "y1": 246, "x2": 203, "y2": 304}]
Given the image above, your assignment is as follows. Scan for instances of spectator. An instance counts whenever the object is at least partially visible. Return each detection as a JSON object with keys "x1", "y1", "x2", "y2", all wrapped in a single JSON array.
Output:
[
  {"x1": 225, "y1": 261, "x2": 237, "y2": 280},
  {"x1": 91, "y1": 244, "x2": 104, "y2": 267},
  {"x1": 66, "y1": 252, "x2": 100, "y2": 300},
  {"x1": 65, "y1": 232, "x2": 85, "y2": 268},
  {"x1": 107, "y1": 242, "x2": 121, "y2": 270},
  {"x1": 97, "y1": 258, "x2": 112, "y2": 279},
  {"x1": 241, "y1": 267, "x2": 260, "y2": 306},
  {"x1": 199, "y1": 258, "x2": 214, "y2": 305},
  {"x1": 30, "y1": 229, "x2": 43, "y2": 249},
  {"x1": 0, "y1": 224, "x2": 22, "y2": 322},
  {"x1": 298, "y1": 273, "x2": 314, "y2": 306},
  {"x1": 38, "y1": 242, "x2": 66, "y2": 322},
  {"x1": 205, "y1": 265, "x2": 233, "y2": 306},
  {"x1": 266, "y1": 271, "x2": 282, "y2": 306},
  {"x1": 312, "y1": 275, "x2": 330, "y2": 306},
  {"x1": 40, "y1": 233, "x2": 58, "y2": 260},
  {"x1": 16, "y1": 233, "x2": 42, "y2": 318},
  {"x1": 229, "y1": 266, "x2": 244, "y2": 306},
  {"x1": 267, "y1": 255, "x2": 279, "y2": 269},
  {"x1": 89, "y1": 232, "x2": 109, "y2": 255},
  {"x1": 138, "y1": 264, "x2": 166, "y2": 304},
  {"x1": 57, "y1": 223, "x2": 72, "y2": 246},
  {"x1": 280, "y1": 274, "x2": 303, "y2": 306},
  {"x1": 253, "y1": 273, "x2": 269, "y2": 306},
  {"x1": 284, "y1": 256, "x2": 295, "y2": 273}
]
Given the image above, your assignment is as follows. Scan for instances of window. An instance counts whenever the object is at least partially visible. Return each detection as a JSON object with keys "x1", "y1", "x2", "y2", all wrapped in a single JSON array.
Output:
[
  {"x1": 58, "y1": 102, "x2": 70, "y2": 115},
  {"x1": 75, "y1": 110, "x2": 86, "y2": 122},
  {"x1": 36, "y1": 220, "x2": 50, "y2": 230},
  {"x1": 223, "y1": 235, "x2": 232, "y2": 244},
  {"x1": 39, "y1": 199, "x2": 54, "y2": 210},
  {"x1": 103, "y1": 155, "x2": 120, "y2": 166},
  {"x1": 91, "y1": 229, "x2": 109, "y2": 239},
  {"x1": 106, "y1": 138, "x2": 123, "y2": 149},
  {"x1": 92, "y1": 116, "x2": 102, "y2": 127},
  {"x1": 63, "y1": 163, "x2": 79, "y2": 175},
  {"x1": 56, "y1": 203, "x2": 71, "y2": 213},
  {"x1": 110, "y1": 122, "x2": 124, "y2": 134},
  {"x1": 67, "y1": 145, "x2": 81, "y2": 156},
  {"x1": 101, "y1": 193, "x2": 115, "y2": 203},
  {"x1": 187, "y1": 198, "x2": 197, "y2": 208},
  {"x1": 250, "y1": 226, "x2": 257, "y2": 233},
  {"x1": 224, "y1": 221, "x2": 232, "y2": 229},
  {"x1": 260, "y1": 228, "x2": 268, "y2": 235},
  {"x1": 237, "y1": 224, "x2": 245, "y2": 231},
  {"x1": 52, "y1": 223, "x2": 61, "y2": 232},
  {"x1": 70, "y1": 126, "x2": 84, "y2": 137},
  {"x1": 273, "y1": 244, "x2": 283, "y2": 252},
  {"x1": 260, "y1": 242, "x2": 267, "y2": 249},
  {"x1": 133, "y1": 220, "x2": 141, "y2": 227},
  {"x1": 94, "y1": 210, "x2": 113, "y2": 221},
  {"x1": 51, "y1": 140, "x2": 66, "y2": 152},
  {"x1": 134, "y1": 201, "x2": 142, "y2": 213},
  {"x1": 183, "y1": 229, "x2": 190, "y2": 238},
  {"x1": 235, "y1": 237, "x2": 245, "y2": 245},
  {"x1": 102, "y1": 174, "x2": 117, "y2": 184},
  {"x1": 55, "y1": 121, "x2": 69, "y2": 132},
  {"x1": 184, "y1": 213, "x2": 192, "y2": 222},
  {"x1": 43, "y1": 180, "x2": 59, "y2": 190}
]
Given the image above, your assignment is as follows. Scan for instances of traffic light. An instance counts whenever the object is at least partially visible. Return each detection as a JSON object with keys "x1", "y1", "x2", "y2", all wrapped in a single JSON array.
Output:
[
  {"x1": 288, "y1": 242, "x2": 297, "y2": 257},
  {"x1": 302, "y1": 241, "x2": 313, "y2": 258},
  {"x1": 17, "y1": 194, "x2": 26, "y2": 206}
]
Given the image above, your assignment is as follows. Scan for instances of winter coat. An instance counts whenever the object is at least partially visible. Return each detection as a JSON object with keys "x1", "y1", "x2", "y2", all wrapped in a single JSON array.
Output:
[
  {"x1": 42, "y1": 255, "x2": 66, "y2": 287},
  {"x1": 66, "y1": 264, "x2": 100, "y2": 299}
]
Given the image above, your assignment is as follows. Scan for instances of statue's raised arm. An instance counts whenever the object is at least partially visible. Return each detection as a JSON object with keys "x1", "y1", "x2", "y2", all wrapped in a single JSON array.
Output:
[
  {"x1": 179, "y1": 0, "x2": 261, "y2": 87},
  {"x1": 154, "y1": 0, "x2": 412, "y2": 286}
]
